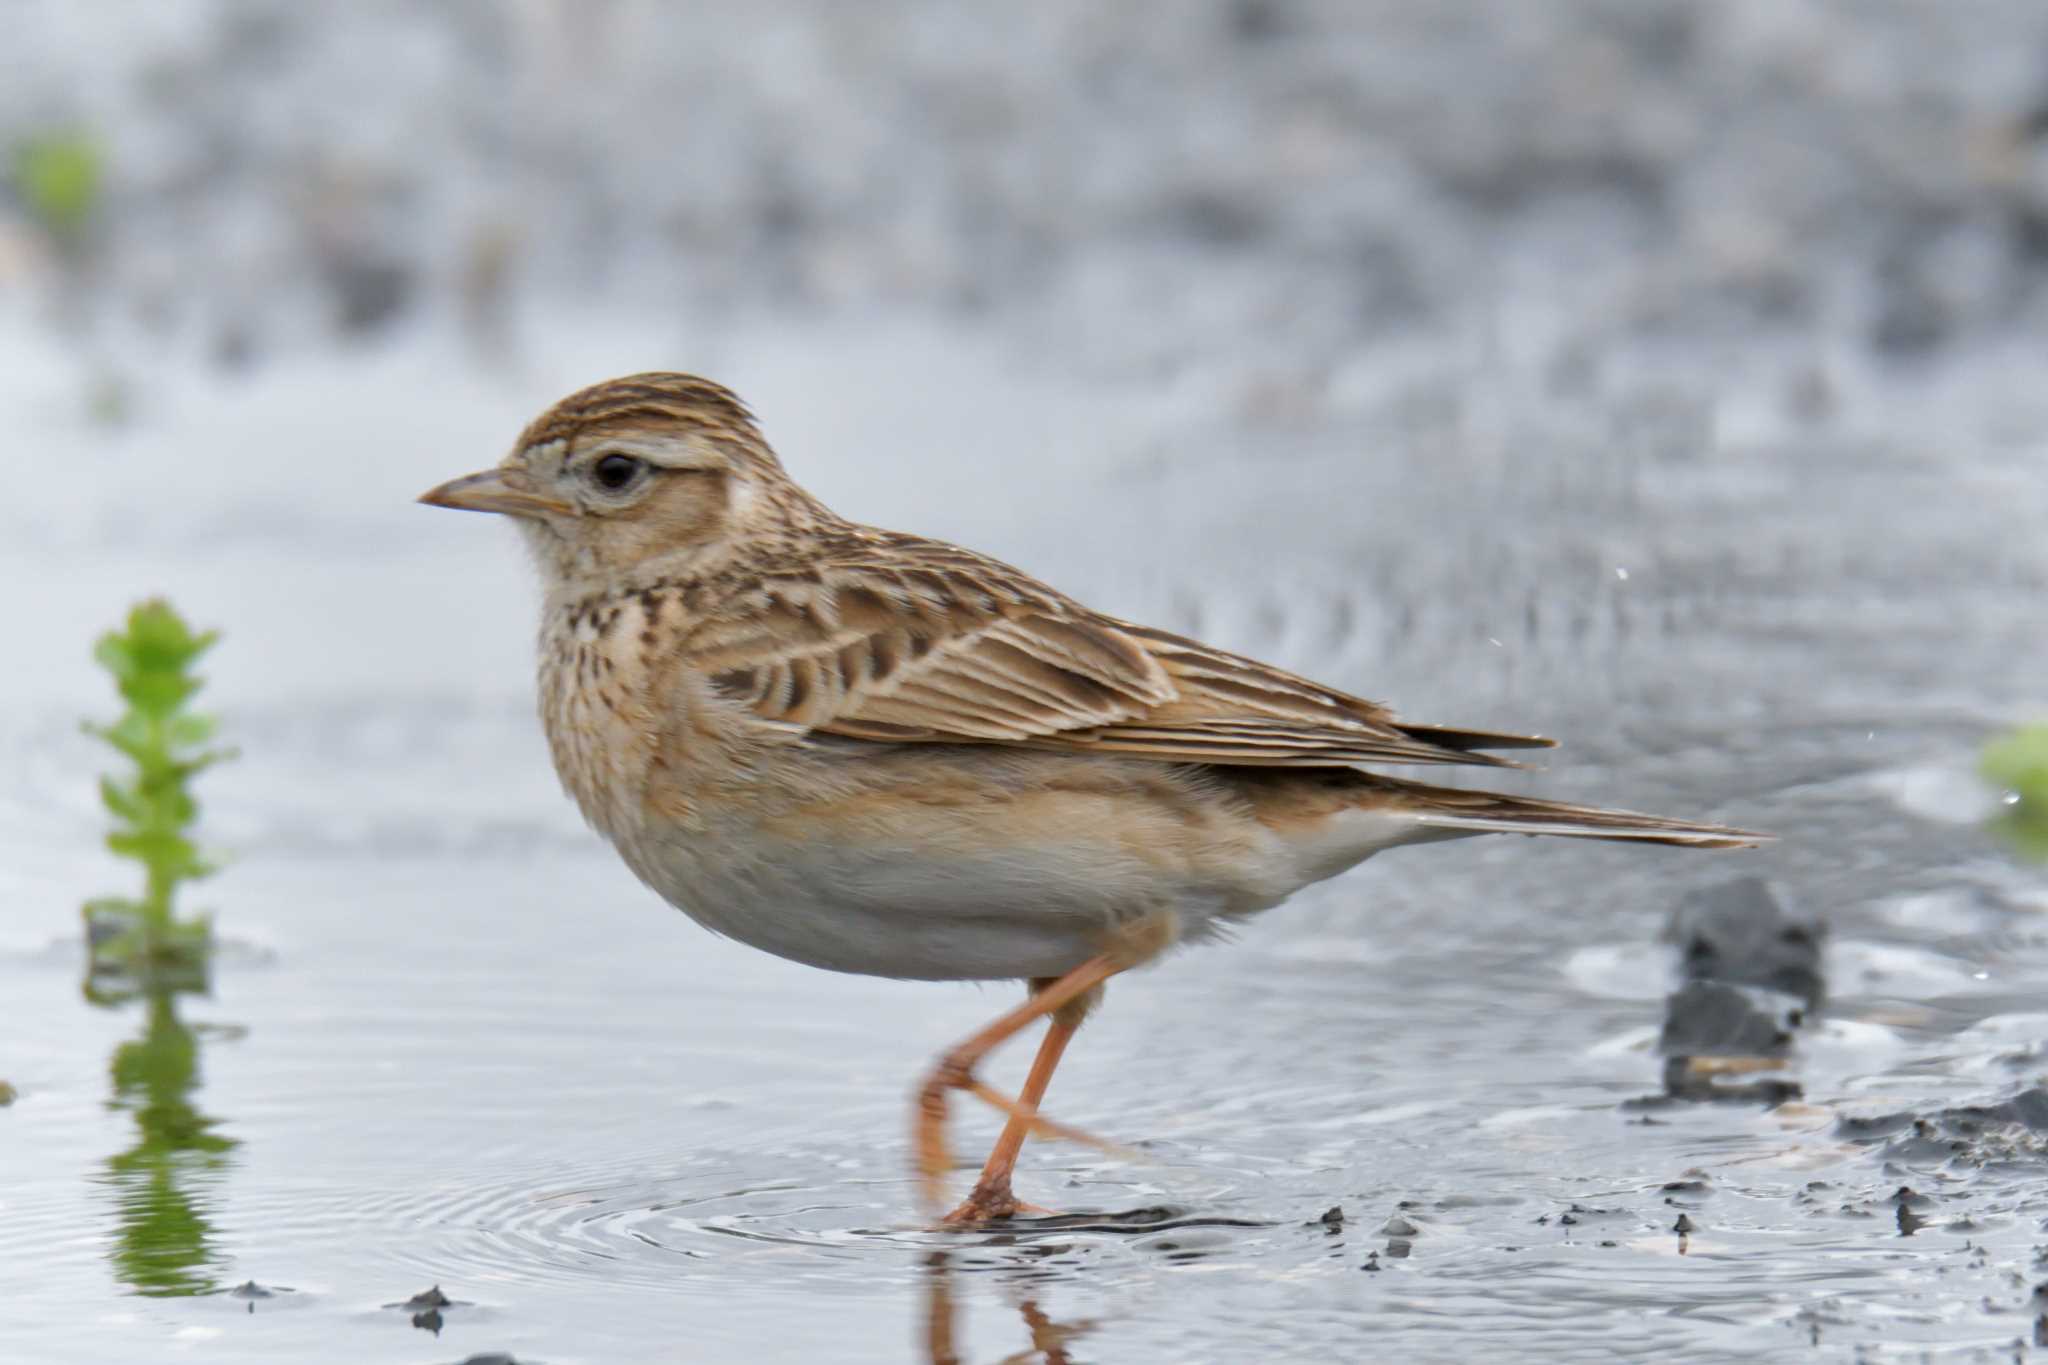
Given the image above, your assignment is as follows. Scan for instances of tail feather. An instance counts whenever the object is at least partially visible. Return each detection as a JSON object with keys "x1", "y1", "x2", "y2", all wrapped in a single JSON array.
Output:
[
  {"x1": 1395, "y1": 722, "x2": 1559, "y2": 754},
  {"x1": 1391, "y1": 778, "x2": 1769, "y2": 849}
]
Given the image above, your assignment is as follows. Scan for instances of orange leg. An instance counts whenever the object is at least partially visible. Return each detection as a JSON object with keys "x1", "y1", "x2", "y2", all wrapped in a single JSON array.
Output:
[
  {"x1": 941, "y1": 986, "x2": 1089, "y2": 1224},
  {"x1": 916, "y1": 955, "x2": 1123, "y2": 1221}
]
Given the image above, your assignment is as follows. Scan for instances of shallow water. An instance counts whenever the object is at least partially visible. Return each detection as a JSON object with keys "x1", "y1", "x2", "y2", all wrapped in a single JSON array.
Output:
[
  {"x1": 8, "y1": 13, "x2": 2048, "y2": 1357},
  {"x1": 4, "y1": 304, "x2": 2047, "y2": 1363}
]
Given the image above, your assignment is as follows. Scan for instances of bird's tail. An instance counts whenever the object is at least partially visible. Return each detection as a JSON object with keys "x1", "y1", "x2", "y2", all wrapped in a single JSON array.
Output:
[{"x1": 1385, "y1": 775, "x2": 1768, "y2": 849}]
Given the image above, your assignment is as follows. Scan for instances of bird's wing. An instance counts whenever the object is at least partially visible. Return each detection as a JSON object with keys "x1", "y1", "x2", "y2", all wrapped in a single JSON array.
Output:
[{"x1": 682, "y1": 535, "x2": 1550, "y2": 768}]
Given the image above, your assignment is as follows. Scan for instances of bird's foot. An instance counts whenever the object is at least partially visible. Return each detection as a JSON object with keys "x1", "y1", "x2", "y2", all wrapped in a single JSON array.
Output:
[
  {"x1": 915, "y1": 1055, "x2": 1124, "y2": 1215},
  {"x1": 939, "y1": 1181, "x2": 1056, "y2": 1227}
]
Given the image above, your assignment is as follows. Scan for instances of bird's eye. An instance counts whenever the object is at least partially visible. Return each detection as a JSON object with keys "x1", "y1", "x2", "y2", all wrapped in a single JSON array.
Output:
[{"x1": 590, "y1": 454, "x2": 646, "y2": 492}]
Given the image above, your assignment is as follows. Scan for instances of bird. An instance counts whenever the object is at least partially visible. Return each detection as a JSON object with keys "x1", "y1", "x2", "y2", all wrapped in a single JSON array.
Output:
[{"x1": 419, "y1": 372, "x2": 1765, "y2": 1225}]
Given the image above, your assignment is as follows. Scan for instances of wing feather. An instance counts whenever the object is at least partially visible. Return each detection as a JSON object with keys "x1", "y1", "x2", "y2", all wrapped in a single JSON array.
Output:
[{"x1": 681, "y1": 535, "x2": 1547, "y2": 768}]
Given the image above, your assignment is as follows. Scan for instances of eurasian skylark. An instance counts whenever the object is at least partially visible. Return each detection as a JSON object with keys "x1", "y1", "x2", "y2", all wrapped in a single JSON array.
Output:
[{"x1": 421, "y1": 373, "x2": 1764, "y2": 1224}]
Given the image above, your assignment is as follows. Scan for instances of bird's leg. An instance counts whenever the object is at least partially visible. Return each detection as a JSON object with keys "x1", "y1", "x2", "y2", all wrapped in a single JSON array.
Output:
[
  {"x1": 941, "y1": 982, "x2": 1094, "y2": 1224},
  {"x1": 916, "y1": 954, "x2": 1122, "y2": 1221}
]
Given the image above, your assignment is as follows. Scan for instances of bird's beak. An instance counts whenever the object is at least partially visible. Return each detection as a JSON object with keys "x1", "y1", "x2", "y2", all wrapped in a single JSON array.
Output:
[{"x1": 417, "y1": 468, "x2": 576, "y2": 519}]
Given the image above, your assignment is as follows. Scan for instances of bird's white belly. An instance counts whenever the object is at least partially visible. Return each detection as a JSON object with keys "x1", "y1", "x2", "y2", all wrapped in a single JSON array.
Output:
[
  {"x1": 612, "y1": 818, "x2": 1250, "y2": 982},
  {"x1": 582, "y1": 725, "x2": 1453, "y2": 982}
]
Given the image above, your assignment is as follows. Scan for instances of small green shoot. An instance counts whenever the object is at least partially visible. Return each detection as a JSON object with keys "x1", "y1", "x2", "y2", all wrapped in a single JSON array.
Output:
[
  {"x1": 14, "y1": 129, "x2": 103, "y2": 245},
  {"x1": 83, "y1": 600, "x2": 234, "y2": 985},
  {"x1": 1984, "y1": 722, "x2": 2048, "y2": 861}
]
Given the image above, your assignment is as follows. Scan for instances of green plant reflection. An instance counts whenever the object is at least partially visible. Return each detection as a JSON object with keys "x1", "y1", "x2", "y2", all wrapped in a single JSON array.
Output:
[{"x1": 96, "y1": 985, "x2": 237, "y2": 1296}]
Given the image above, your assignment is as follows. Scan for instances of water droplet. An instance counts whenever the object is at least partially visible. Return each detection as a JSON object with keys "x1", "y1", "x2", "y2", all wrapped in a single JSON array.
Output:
[
  {"x1": 1614, "y1": 567, "x2": 1630, "y2": 581},
  {"x1": 2004, "y1": 792, "x2": 2022, "y2": 806},
  {"x1": 1488, "y1": 637, "x2": 1503, "y2": 647}
]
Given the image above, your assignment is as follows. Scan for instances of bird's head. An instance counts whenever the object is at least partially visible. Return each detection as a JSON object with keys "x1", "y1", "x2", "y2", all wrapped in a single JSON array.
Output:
[{"x1": 420, "y1": 372, "x2": 822, "y2": 589}]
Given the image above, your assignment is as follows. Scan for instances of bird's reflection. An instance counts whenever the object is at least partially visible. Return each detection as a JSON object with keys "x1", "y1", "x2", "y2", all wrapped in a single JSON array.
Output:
[
  {"x1": 922, "y1": 1249, "x2": 1097, "y2": 1365},
  {"x1": 90, "y1": 981, "x2": 238, "y2": 1296}
]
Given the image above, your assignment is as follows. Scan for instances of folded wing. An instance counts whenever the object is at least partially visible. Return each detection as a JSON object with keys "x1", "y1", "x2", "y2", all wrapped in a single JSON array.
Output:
[{"x1": 683, "y1": 534, "x2": 1551, "y2": 769}]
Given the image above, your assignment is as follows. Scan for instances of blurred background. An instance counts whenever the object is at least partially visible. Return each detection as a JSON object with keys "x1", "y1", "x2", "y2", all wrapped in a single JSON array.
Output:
[{"x1": 5, "y1": 3, "x2": 2048, "y2": 1363}]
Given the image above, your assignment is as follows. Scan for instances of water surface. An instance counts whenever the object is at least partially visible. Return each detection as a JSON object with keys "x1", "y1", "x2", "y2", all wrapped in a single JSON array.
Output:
[{"x1": 4, "y1": 311, "x2": 2047, "y2": 1362}]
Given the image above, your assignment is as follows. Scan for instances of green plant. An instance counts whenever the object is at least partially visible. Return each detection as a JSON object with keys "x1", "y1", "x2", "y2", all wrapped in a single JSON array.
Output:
[
  {"x1": 1984, "y1": 722, "x2": 2048, "y2": 861},
  {"x1": 14, "y1": 129, "x2": 103, "y2": 244},
  {"x1": 83, "y1": 600, "x2": 233, "y2": 981}
]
